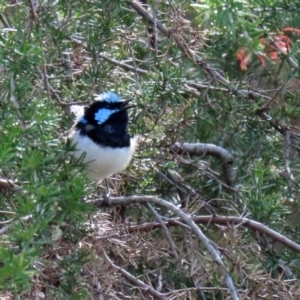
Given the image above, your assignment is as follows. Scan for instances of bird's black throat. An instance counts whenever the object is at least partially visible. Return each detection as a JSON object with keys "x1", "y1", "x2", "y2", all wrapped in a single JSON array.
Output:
[{"x1": 76, "y1": 109, "x2": 131, "y2": 148}]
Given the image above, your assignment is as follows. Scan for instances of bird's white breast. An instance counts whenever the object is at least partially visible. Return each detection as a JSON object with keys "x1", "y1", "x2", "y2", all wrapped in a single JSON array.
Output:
[{"x1": 70, "y1": 130, "x2": 136, "y2": 182}]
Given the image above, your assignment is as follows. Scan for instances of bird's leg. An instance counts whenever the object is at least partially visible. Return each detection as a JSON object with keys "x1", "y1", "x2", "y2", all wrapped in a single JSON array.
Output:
[{"x1": 102, "y1": 179, "x2": 110, "y2": 207}]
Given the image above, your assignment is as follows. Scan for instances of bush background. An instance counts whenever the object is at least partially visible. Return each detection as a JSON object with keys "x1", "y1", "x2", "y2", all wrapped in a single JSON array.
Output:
[{"x1": 1, "y1": 0, "x2": 300, "y2": 299}]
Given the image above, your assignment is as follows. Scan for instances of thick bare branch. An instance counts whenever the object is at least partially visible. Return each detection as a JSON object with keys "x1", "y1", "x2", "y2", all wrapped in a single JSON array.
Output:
[
  {"x1": 96, "y1": 195, "x2": 240, "y2": 300},
  {"x1": 127, "y1": 214, "x2": 300, "y2": 254}
]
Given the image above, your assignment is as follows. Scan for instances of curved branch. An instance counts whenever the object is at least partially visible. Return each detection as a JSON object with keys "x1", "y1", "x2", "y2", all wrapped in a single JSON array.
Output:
[
  {"x1": 171, "y1": 142, "x2": 236, "y2": 186},
  {"x1": 171, "y1": 142, "x2": 233, "y2": 162}
]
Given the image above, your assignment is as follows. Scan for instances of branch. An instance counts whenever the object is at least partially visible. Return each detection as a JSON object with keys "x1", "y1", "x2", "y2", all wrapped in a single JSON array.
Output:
[
  {"x1": 171, "y1": 142, "x2": 233, "y2": 162},
  {"x1": 161, "y1": 170, "x2": 204, "y2": 209},
  {"x1": 99, "y1": 53, "x2": 148, "y2": 75},
  {"x1": 146, "y1": 203, "x2": 178, "y2": 257},
  {"x1": 283, "y1": 129, "x2": 295, "y2": 186},
  {"x1": 127, "y1": 215, "x2": 300, "y2": 254},
  {"x1": 255, "y1": 107, "x2": 300, "y2": 163},
  {"x1": 0, "y1": 214, "x2": 32, "y2": 234},
  {"x1": 0, "y1": 178, "x2": 25, "y2": 195},
  {"x1": 171, "y1": 142, "x2": 236, "y2": 186},
  {"x1": 69, "y1": 36, "x2": 148, "y2": 76},
  {"x1": 10, "y1": 76, "x2": 26, "y2": 130},
  {"x1": 0, "y1": 14, "x2": 10, "y2": 28},
  {"x1": 96, "y1": 195, "x2": 240, "y2": 300},
  {"x1": 256, "y1": 109, "x2": 285, "y2": 134},
  {"x1": 53, "y1": 11, "x2": 73, "y2": 82},
  {"x1": 185, "y1": 80, "x2": 272, "y2": 100},
  {"x1": 103, "y1": 251, "x2": 167, "y2": 300},
  {"x1": 28, "y1": 0, "x2": 38, "y2": 20},
  {"x1": 128, "y1": 1, "x2": 237, "y2": 93},
  {"x1": 36, "y1": 67, "x2": 66, "y2": 110}
]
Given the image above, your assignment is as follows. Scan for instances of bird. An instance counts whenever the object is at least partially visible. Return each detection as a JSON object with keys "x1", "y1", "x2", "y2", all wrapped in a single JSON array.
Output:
[{"x1": 69, "y1": 91, "x2": 136, "y2": 182}]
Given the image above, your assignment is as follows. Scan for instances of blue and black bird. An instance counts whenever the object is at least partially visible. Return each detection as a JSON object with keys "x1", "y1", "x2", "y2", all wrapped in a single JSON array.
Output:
[{"x1": 70, "y1": 92, "x2": 136, "y2": 182}]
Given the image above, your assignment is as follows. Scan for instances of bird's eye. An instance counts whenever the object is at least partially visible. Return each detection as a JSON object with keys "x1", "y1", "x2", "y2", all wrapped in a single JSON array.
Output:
[{"x1": 84, "y1": 124, "x2": 95, "y2": 131}]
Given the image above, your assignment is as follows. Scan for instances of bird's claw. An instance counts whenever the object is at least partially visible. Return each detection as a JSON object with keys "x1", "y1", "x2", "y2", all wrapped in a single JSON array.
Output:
[{"x1": 101, "y1": 192, "x2": 110, "y2": 207}]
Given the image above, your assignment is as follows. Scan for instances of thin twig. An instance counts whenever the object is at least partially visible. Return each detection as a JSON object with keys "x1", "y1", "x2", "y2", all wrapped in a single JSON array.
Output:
[
  {"x1": 10, "y1": 76, "x2": 26, "y2": 130},
  {"x1": 54, "y1": 12, "x2": 73, "y2": 82},
  {"x1": 256, "y1": 109, "x2": 285, "y2": 134},
  {"x1": 103, "y1": 251, "x2": 167, "y2": 300},
  {"x1": 69, "y1": 35, "x2": 148, "y2": 76},
  {"x1": 0, "y1": 178, "x2": 26, "y2": 195},
  {"x1": 283, "y1": 129, "x2": 295, "y2": 186},
  {"x1": 0, "y1": 215, "x2": 32, "y2": 234},
  {"x1": 185, "y1": 81, "x2": 272, "y2": 100},
  {"x1": 25, "y1": 0, "x2": 38, "y2": 36},
  {"x1": 0, "y1": 14, "x2": 10, "y2": 28},
  {"x1": 165, "y1": 286, "x2": 246, "y2": 294},
  {"x1": 146, "y1": 203, "x2": 178, "y2": 257},
  {"x1": 36, "y1": 67, "x2": 65, "y2": 109},
  {"x1": 129, "y1": 1, "x2": 231, "y2": 88},
  {"x1": 271, "y1": 36, "x2": 299, "y2": 68},
  {"x1": 99, "y1": 53, "x2": 148, "y2": 75},
  {"x1": 153, "y1": 1, "x2": 159, "y2": 58}
]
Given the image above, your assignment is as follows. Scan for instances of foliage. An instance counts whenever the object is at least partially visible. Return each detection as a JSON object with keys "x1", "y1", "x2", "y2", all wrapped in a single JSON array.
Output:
[{"x1": 0, "y1": 0, "x2": 300, "y2": 299}]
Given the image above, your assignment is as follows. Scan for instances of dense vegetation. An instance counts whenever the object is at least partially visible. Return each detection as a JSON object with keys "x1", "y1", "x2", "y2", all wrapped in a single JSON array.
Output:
[{"x1": 1, "y1": 0, "x2": 300, "y2": 299}]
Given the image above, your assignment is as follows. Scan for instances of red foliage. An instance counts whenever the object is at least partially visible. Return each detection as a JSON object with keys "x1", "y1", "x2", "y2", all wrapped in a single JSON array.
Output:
[{"x1": 236, "y1": 28, "x2": 300, "y2": 71}]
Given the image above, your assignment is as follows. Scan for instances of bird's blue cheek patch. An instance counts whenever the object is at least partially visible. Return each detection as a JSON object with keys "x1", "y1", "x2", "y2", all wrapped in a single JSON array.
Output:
[{"x1": 95, "y1": 108, "x2": 119, "y2": 125}]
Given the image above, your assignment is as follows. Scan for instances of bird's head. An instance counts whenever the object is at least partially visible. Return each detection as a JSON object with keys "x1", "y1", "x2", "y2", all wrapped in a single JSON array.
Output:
[{"x1": 78, "y1": 91, "x2": 133, "y2": 128}]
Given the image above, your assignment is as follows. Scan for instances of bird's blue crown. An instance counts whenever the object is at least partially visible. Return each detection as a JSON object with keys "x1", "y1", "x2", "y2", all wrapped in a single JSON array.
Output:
[{"x1": 94, "y1": 91, "x2": 121, "y2": 103}]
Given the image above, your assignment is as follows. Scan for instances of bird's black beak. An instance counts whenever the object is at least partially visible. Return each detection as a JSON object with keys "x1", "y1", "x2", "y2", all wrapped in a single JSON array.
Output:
[{"x1": 120, "y1": 99, "x2": 135, "y2": 110}]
